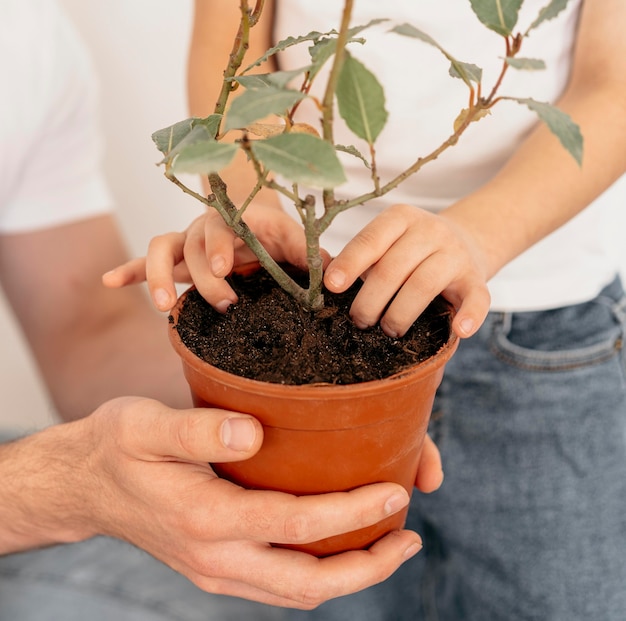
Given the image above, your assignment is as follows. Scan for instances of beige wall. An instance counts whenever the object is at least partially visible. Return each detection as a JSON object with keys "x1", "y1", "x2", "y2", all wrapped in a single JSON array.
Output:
[{"x1": 1, "y1": 2, "x2": 626, "y2": 431}]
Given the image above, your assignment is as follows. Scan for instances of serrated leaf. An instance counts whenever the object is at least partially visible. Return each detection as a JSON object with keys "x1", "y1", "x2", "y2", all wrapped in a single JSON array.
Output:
[
  {"x1": 152, "y1": 115, "x2": 222, "y2": 155},
  {"x1": 307, "y1": 19, "x2": 387, "y2": 80},
  {"x1": 224, "y1": 87, "x2": 306, "y2": 132},
  {"x1": 250, "y1": 133, "x2": 346, "y2": 188},
  {"x1": 336, "y1": 53, "x2": 388, "y2": 144},
  {"x1": 242, "y1": 31, "x2": 332, "y2": 74},
  {"x1": 512, "y1": 97, "x2": 583, "y2": 165},
  {"x1": 309, "y1": 38, "x2": 342, "y2": 79},
  {"x1": 469, "y1": 0, "x2": 523, "y2": 37},
  {"x1": 528, "y1": 0, "x2": 572, "y2": 33},
  {"x1": 335, "y1": 144, "x2": 371, "y2": 169},
  {"x1": 391, "y1": 24, "x2": 482, "y2": 87},
  {"x1": 506, "y1": 57, "x2": 546, "y2": 70},
  {"x1": 232, "y1": 67, "x2": 310, "y2": 90}
]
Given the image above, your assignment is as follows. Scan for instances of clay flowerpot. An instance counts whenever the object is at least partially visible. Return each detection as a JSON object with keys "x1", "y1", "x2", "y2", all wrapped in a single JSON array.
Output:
[{"x1": 168, "y1": 276, "x2": 458, "y2": 557}]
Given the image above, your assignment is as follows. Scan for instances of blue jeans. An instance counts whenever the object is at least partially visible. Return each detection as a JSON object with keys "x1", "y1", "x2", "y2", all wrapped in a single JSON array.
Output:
[
  {"x1": 2, "y1": 278, "x2": 625, "y2": 620},
  {"x1": 0, "y1": 536, "x2": 282, "y2": 620},
  {"x1": 287, "y1": 276, "x2": 626, "y2": 621}
]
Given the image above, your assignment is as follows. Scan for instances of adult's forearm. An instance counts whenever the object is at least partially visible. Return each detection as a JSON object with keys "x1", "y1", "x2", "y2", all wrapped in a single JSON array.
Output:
[{"x1": 0, "y1": 423, "x2": 94, "y2": 554}]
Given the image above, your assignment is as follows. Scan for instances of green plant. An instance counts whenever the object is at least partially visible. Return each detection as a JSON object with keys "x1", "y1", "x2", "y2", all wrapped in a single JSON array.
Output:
[{"x1": 152, "y1": 0, "x2": 581, "y2": 312}]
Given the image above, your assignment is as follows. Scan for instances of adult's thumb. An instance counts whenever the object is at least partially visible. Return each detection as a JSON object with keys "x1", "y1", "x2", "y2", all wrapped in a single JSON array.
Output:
[{"x1": 109, "y1": 398, "x2": 264, "y2": 463}]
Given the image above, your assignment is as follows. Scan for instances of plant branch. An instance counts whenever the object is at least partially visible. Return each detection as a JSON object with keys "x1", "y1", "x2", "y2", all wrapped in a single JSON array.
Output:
[
  {"x1": 164, "y1": 171, "x2": 215, "y2": 208},
  {"x1": 213, "y1": 1, "x2": 253, "y2": 120},
  {"x1": 208, "y1": 172, "x2": 312, "y2": 306},
  {"x1": 319, "y1": 0, "x2": 354, "y2": 212}
]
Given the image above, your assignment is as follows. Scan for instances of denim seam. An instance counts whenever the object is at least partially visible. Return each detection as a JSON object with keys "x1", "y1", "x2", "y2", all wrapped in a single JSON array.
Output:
[{"x1": 488, "y1": 311, "x2": 624, "y2": 372}]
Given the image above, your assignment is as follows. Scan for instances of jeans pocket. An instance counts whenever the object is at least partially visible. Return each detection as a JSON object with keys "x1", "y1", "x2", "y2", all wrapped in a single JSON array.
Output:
[{"x1": 489, "y1": 283, "x2": 626, "y2": 373}]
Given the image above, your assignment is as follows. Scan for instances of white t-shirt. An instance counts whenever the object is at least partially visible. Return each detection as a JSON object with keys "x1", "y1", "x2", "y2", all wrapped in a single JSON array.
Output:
[
  {"x1": 0, "y1": 0, "x2": 113, "y2": 234},
  {"x1": 274, "y1": 0, "x2": 622, "y2": 311}
]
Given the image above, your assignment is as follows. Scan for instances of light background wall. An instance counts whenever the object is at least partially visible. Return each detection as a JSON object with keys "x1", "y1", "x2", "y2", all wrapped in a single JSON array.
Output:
[{"x1": 1, "y1": 2, "x2": 625, "y2": 432}]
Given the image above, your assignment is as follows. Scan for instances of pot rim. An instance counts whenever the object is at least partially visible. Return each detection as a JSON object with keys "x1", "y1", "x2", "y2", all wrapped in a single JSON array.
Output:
[{"x1": 169, "y1": 285, "x2": 459, "y2": 400}]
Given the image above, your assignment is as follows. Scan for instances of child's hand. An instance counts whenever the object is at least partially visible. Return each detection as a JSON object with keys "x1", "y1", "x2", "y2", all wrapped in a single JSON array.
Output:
[
  {"x1": 104, "y1": 206, "x2": 330, "y2": 312},
  {"x1": 323, "y1": 204, "x2": 491, "y2": 339}
]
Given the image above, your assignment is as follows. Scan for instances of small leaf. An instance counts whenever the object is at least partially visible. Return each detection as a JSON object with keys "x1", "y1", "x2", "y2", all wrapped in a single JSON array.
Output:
[
  {"x1": 242, "y1": 31, "x2": 331, "y2": 74},
  {"x1": 469, "y1": 0, "x2": 523, "y2": 37},
  {"x1": 246, "y1": 122, "x2": 286, "y2": 138},
  {"x1": 309, "y1": 38, "x2": 342, "y2": 78},
  {"x1": 161, "y1": 124, "x2": 238, "y2": 175},
  {"x1": 308, "y1": 20, "x2": 388, "y2": 80},
  {"x1": 506, "y1": 57, "x2": 546, "y2": 70},
  {"x1": 172, "y1": 142, "x2": 238, "y2": 176},
  {"x1": 250, "y1": 134, "x2": 347, "y2": 188},
  {"x1": 528, "y1": 0, "x2": 572, "y2": 33},
  {"x1": 151, "y1": 115, "x2": 222, "y2": 155},
  {"x1": 453, "y1": 107, "x2": 491, "y2": 132},
  {"x1": 160, "y1": 124, "x2": 212, "y2": 164},
  {"x1": 335, "y1": 144, "x2": 371, "y2": 169},
  {"x1": 224, "y1": 87, "x2": 306, "y2": 132},
  {"x1": 449, "y1": 61, "x2": 483, "y2": 84},
  {"x1": 336, "y1": 53, "x2": 388, "y2": 144},
  {"x1": 392, "y1": 24, "x2": 482, "y2": 87},
  {"x1": 511, "y1": 97, "x2": 583, "y2": 165},
  {"x1": 232, "y1": 67, "x2": 310, "y2": 90}
]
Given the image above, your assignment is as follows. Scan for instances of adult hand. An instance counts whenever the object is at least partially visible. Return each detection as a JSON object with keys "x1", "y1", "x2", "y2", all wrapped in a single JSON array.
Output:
[
  {"x1": 0, "y1": 397, "x2": 425, "y2": 609},
  {"x1": 323, "y1": 203, "x2": 492, "y2": 339}
]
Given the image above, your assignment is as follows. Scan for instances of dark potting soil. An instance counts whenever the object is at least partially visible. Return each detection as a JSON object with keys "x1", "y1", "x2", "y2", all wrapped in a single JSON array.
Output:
[{"x1": 172, "y1": 267, "x2": 452, "y2": 385}]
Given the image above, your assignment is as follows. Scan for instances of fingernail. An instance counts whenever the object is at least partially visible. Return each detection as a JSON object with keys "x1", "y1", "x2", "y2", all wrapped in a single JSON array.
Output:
[
  {"x1": 459, "y1": 318, "x2": 475, "y2": 336},
  {"x1": 403, "y1": 541, "x2": 423, "y2": 560},
  {"x1": 214, "y1": 299, "x2": 234, "y2": 313},
  {"x1": 211, "y1": 255, "x2": 227, "y2": 276},
  {"x1": 221, "y1": 417, "x2": 257, "y2": 451},
  {"x1": 352, "y1": 318, "x2": 370, "y2": 331},
  {"x1": 384, "y1": 492, "x2": 409, "y2": 516},
  {"x1": 327, "y1": 269, "x2": 346, "y2": 289},
  {"x1": 381, "y1": 321, "x2": 399, "y2": 338},
  {"x1": 153, "y1": 288, "x2": 171, "y2": 310}
]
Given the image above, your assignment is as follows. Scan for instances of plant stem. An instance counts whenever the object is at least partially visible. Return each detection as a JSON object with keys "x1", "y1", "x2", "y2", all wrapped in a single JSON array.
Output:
[
  {"x1": 208, "y1": 173, "x2": 312, "y2": 307},
  {"x1": 319, "y1": 0, "x2": 353, "y2": 213}
]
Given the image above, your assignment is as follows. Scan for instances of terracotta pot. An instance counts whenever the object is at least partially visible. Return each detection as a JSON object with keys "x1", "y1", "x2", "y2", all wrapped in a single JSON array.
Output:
[{"x1": 168, "y1": 277, "x2": 458, "y2": 557}]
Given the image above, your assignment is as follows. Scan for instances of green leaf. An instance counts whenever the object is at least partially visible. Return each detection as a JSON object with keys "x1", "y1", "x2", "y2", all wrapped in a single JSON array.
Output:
[
  {"x1": 223, "y1": 87, "x2": 306, "y2": 132},
  {"x1": 242, "y1": 31, "x2": 332, "y2": 74},
  {"x1": 511, "y1": 97, "x2": 583, "y2": 165},
  {"x1": 152, "y1": 115, "x2": 222, "y2": 155},
  {"x1": 309, "y1": 37, "x2": 342, "y2": 79},
  {"x1": 469, "y1": 0, "x2": 523, "y2": 37},
  {"x1": 231, "y1": 68, "x2": 310, "y2": 90},
  {"x1": 391, "y1": 24, "x2": 482, "y2": 87},
  {"x1": 528, "y1": 0, "x2": 572, "y2": 33},
  {"x1": 449, "y1": 61, "x2": 483, "y2": 84},
  {"x1": 172, "y1": 141, "x2": 238, "y2": 176},
  {"x1": 506, "y1": 57, "x2": 546, "y2": 70},
  {"x1": 308, "y1": 20, "x2": 387, "y2": 80},
  {"x1": 250, "y1": 133, "x2": 347, "y2": 188},
  {"x1": 335, "y1": 144, "x2": 371, "y2": 169},
  {"x1": 161, "y1": 124, "x2": 238, "y2": 175},
  {"x1": 336, "y1": 53, "x2": 388, "y2": 144}
]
